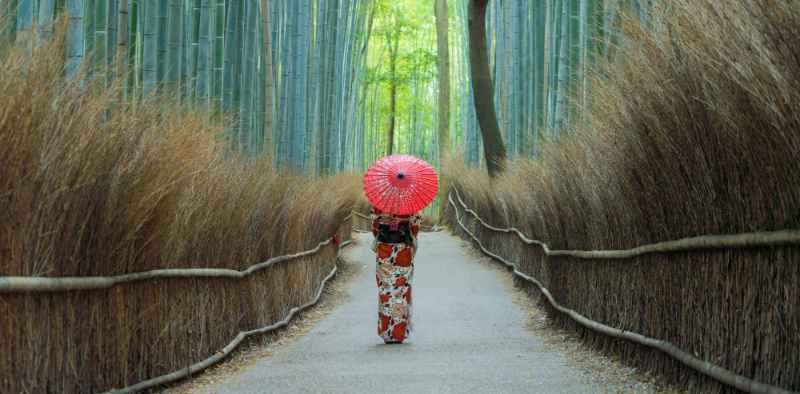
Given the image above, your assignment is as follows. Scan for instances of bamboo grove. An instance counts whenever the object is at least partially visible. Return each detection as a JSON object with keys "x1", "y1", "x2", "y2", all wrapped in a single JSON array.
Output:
[
  {"x1": 449, "y1": 0, "x2": 657, "y2": 165},
  {"x1": 356, "y1": 0, "x2": 658, "y2": 171},
  {"x1": 0, "y1": 0, "x2": 658, "y2": 176},
  {"x1": 0, "y1": 0, "x2": 372, "y2": 174}
]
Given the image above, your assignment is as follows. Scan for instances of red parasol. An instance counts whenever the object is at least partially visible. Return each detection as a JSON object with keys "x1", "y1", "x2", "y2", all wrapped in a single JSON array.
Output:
[{"x1": 363, "y1": 154, "x2": 439, "y2": 215}]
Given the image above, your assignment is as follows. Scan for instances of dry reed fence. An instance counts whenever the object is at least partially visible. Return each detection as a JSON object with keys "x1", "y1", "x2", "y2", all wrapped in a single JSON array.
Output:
[
  {"x1": 0, "y1": 28, "x2": 363, "y2": 392},
  {"x1": 445, "y1": 187, "x2": 798, "y2": 394},
  {"x1": 352, "y1": 211, "x2": 373, "y2": 233},
  {"x1": 439, "y1": 1, "x2": 799, "y2": 392},
  {"x1": 0, "y1": 218, "x2": 353, "y2": 394}
]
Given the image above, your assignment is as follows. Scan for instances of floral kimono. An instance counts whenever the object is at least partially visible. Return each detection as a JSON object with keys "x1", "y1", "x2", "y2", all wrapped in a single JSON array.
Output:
[{"x1": 371, "y1": 207, "x2": 422, "y2": 343}]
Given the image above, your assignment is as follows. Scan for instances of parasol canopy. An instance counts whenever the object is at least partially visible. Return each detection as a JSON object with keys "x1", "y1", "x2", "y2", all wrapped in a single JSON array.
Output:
[{"x1": 363, "y1": 154, "x2": 439, "y2": 215}]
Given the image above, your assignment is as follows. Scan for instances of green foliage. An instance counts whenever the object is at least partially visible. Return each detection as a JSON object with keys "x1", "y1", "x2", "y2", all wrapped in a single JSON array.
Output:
[{"x1": 361, "y1": 0, "x2": 437, "y2": 158}]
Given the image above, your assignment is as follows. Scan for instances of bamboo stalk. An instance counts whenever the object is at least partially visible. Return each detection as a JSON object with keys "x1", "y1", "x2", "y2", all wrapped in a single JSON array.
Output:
[
  {"x1": 65, "y1": 0, "x2": 86, "y2": 79},
  {"x1": 196, "y1": 0, "x2": 210, "y2": 103},
  {"x1": 261, "y1": 0, "x2": 274, "y2": 161},
  {"x1": 116, "y1": 0, "x2": 128, "y2": 98},
  {"x1": 452, "y1": 187, "x2": 800, "y2": 258},
  {"x1": 142, "y1": 0, "x2": 158, "y2": 94},
  {"x1": 37, "y1": 0, "x2": 56, "y2": 42},
  {"x1": 447, "y1": 192, "x2": 795, "y2": 394},
  {"x1": 15, "y1": 0, "x2": 33, "y2": 44}
]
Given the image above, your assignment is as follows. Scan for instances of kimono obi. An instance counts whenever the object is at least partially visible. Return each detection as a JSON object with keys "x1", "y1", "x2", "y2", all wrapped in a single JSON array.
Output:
[{"x1": 376, "y1": 219, "x2": 413, "y2": 244}]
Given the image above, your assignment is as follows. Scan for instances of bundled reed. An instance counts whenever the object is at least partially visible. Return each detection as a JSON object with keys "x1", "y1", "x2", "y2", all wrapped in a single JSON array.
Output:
[
  {"x1": 443, "y1": 1, "x2": 800, "y2": 392},
  {"x1": 0, "y1": 28, "x2": 359, "y2": 392}
]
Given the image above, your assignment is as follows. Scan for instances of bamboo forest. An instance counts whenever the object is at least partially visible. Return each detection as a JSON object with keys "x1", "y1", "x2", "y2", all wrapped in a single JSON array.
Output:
[
  {"x1": 0, "y1": 0, "x2": 652, "y2": 172},
  {"x1": 1, "y1": 1, "x2": 798, "y2": 393}
]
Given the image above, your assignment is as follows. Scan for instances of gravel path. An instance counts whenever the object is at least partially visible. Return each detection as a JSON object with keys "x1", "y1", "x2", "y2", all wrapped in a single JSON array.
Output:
[{"x1": 194, "y1": 232, "x2": 660, "y2": 394}]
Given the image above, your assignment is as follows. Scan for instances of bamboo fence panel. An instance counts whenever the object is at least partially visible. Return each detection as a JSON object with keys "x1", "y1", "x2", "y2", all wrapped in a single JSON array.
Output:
[
  {"x1": 446, "y1": 188, "x2": 798, "y2": 394},
  {"x1": 104, "y1": 239, "x2": 352, "y2": 394},
  {"x1": 451, "y1": 188, "x2": 800, "y2": 258},
  {"x1": 0, "y1": 215, "x2": 355, "y2": 393}
]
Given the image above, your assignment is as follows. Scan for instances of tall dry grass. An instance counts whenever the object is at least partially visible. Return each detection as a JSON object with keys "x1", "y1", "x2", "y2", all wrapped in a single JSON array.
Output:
[
  {"x1": 448, "y1": 0, "x2": 800, "y2": 250},
  {"x1": 0, "y1": 28, "x2": 360, "y2": 277},
  {"x1": 443, "y1": 1, "x2": 799, "y2": 392},
  {"x1": 0, "y1": 27, "x2": 360, "y2": 392}
]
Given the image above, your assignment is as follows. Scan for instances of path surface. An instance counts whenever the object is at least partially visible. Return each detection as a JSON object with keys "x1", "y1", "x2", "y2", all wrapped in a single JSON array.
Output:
[{"x1": 197, "y1": 232, "x2": 634, "y2": 394}]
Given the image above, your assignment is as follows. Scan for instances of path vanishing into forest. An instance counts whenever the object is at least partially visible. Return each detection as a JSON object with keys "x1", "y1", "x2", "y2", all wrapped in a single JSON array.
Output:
[{"x1": 191, "y1": 232, "x2": 656, "y2": 394}]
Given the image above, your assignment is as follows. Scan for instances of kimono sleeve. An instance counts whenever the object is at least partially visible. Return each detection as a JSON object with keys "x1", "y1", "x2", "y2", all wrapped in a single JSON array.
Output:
[
  {"x1": 409, "y1": 214, "x2": 423, "y2": 251},
  {"x1": 370, "y1": 207, "x2": 380, "y2": 237}
]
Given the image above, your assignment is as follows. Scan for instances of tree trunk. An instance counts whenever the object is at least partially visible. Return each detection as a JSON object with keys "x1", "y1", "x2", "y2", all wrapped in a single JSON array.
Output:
[
  {"x1": 435, "y1": 0, "x2": 450, "y2": 211},
  {"x1": 468, "y1": 0, "x2": 506, "y2": 177}
]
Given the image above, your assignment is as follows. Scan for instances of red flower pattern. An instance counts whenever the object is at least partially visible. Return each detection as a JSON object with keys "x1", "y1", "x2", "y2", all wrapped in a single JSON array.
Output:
[
  {"x1": 377, "y1": 243, "x2": 393, "y2": 259},
  {"x1": 394, "y1": 248, "x2": 412, "y2": 267},
  {"x1": 391, "y1": 322, "x2": 407, "y2": 342}
]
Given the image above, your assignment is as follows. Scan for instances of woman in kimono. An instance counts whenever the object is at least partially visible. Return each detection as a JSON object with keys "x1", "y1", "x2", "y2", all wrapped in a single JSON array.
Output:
[{"x1": 371, "y1": 206, "x2": 422, "y2": 344}]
